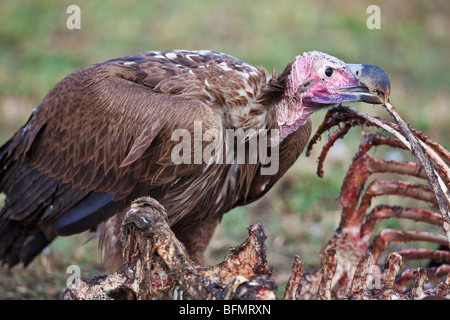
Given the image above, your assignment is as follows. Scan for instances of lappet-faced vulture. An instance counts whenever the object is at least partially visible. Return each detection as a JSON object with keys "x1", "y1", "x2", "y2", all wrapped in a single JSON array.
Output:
[{"x1": 0, "y1": 50, "x2": 390, "y2": 269}]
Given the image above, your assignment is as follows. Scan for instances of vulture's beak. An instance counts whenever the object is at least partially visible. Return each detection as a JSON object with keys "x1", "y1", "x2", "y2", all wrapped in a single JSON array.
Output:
[{"x1": 341, "y1": 64, "x2": 391, "y2": 104}]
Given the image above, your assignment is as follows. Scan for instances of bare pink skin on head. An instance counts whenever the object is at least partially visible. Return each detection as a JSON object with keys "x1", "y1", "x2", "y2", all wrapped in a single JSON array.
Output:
[{"x1": 277, "y1": 51, "x2": 360, "y2": 141}]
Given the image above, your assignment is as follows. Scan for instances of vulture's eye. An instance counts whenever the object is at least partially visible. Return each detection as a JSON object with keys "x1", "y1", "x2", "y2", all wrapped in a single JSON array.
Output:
[{"x1": 324, "y1": 67, "x2": 334, "y2": 78}]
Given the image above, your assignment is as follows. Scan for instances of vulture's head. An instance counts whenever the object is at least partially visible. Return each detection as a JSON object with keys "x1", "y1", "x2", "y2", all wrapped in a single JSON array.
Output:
[{"x1": 277, "y1": 51, "x2": 390, "y2": 139}]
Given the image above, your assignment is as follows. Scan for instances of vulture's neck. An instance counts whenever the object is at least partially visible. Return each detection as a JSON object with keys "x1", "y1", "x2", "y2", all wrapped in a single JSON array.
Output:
[{"x1": 257, "y1": 62, "x2": 313, "y2": 141}]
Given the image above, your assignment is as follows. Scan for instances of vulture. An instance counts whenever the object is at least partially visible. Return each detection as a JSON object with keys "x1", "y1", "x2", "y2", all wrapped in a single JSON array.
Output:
[{"x1": 0, "y1": 50, "x2": 390, "y2": 270}]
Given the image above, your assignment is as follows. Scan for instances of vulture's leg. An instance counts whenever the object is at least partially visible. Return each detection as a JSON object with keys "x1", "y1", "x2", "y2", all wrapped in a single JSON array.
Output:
[
  {"x1": 99, "y1": 208, "x2": 220, "y2": 268},
  {"x1": 172, "y1": 217, "x2": 220, "y2": 264},
  {"x1": 97, "y1": 208, "x2": 128, "y2": 273}
]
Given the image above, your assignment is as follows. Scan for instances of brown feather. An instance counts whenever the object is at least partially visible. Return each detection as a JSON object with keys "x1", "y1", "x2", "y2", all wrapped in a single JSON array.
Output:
[{"x1": 0, "y1": 50, "x2": 311, "y2": 267}]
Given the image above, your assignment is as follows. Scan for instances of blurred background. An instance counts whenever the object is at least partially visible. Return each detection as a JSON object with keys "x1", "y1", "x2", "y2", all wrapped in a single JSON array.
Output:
[{"x1": 0, "y1": 0, "x2": 448, "y2": 299}]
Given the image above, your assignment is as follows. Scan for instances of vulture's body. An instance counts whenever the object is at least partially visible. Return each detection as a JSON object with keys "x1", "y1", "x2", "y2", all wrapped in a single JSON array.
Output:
[{"x1": 0, "y1": 50, "x2": 389, "y2": 269}]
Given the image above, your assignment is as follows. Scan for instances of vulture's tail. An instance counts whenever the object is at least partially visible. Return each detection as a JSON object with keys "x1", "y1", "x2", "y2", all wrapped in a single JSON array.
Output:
[
  {"x1": 0, "y1": 216, "x2": 52, "y2": 268},
  {"x1": 0, "y1": 139, "x2": 55, "y2": 267},
  {"x1": 0, "y1": 136, "x2": 120, "y2": 268}
]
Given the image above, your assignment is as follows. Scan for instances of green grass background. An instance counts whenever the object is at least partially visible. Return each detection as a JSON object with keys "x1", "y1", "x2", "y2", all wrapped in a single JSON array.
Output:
[{"x1": 0, "y1": 0, "x2": 448, "y2": 299}]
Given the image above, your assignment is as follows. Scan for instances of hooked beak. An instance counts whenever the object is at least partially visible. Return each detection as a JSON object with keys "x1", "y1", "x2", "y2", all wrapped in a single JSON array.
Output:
[{"x1": 341, "y1": 64, "x2": 391, "y2": 104}]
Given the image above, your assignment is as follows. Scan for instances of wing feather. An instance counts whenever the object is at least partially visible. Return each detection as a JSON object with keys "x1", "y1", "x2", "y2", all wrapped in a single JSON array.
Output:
[
  {"x1": 3, "y1": 56, "x2": 223, "y2": 220},
  {"x1": 0, "y1": 49, "x2": 275, "y2": 267}
]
